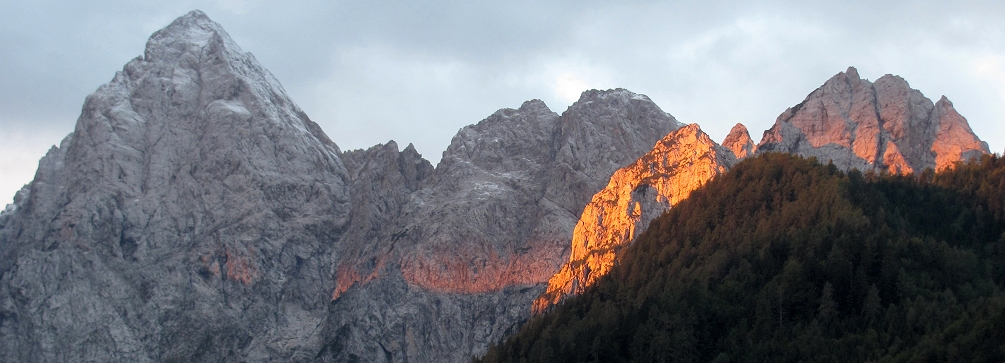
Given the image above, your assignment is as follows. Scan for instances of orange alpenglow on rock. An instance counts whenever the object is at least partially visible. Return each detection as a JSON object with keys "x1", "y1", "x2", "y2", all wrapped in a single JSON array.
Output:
[
  {"x1": 722, "y1": 123, "x2": 756, "y2": 159},
  {"x1": 757, "y1": 66, "x2": 989, "y2": 173},
  {"x1": 533, "y1": 124, "x2": 738, "y2": 313}
]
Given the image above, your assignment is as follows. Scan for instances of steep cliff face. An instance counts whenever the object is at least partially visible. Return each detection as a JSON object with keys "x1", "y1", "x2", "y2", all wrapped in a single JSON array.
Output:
[
  {"x1": 319, "y1": 90, "x2": 684, "y2": 363},
  {"x1": 331, "y1": 142, "x2": 432, "y2": 300},
  {"x1": 396, "y1": 91, "x2": 684, "y2": 294},
  {"x1": 758, "y1": 67, "x2": 989, "y2": 173},
  {"x1": 722, "y1": 123, "x2": 756, "y2": 159},
  {"x1": 0, "y1": 11, "x2": 354, "y2": 362},
  {"x1": 397, "y1": 100, "x2": 565, "y2": 294},
  {"x1": 4, "y1": 13, "x2": 995, "y2": 363},
  {"x1": 533, "y1": 124, "x2": 736, "y2": 312}
]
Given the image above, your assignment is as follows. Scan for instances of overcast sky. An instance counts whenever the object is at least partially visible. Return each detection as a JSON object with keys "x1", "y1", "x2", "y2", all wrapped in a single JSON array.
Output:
[{"x1": 3, "y1": 1, "x2": 1005, "y2": 206}]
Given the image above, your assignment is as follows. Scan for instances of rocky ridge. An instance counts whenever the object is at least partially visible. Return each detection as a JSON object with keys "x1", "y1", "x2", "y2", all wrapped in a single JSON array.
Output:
[
  {"x1": 0, "y1": 11, "x2": 996, "y2": 363},
  {"x1": 0, "y1": 11, "x2": 686, "y2": 362},
  {"x1": 317, "y1": 90, "x2": 684, "y2": 363},
  {"x1": 758, "y1": 66, "x2": 989, "y2": 173},
  {"x1": 531, "y1": 67, "x2": 994, "y2": 313},
  {"x1": 0, "y1": 11, "x2": 352, "y2": 362},
  {"x1": 533, "y1": 124, "x2": 737, "y2": 312}
]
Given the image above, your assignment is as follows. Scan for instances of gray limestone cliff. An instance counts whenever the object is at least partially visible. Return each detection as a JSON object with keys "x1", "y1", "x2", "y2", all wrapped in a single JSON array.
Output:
[
  {"x1": 757, "y1": 66, "x2": 990, "y2": 173},
  {"x1": 318, "y1": 90, "x2": 683, "y2": 363},
  {"x1": 0, "y1": 11, "x2": 683, "y2": 363},
  {"x1": 0, "y1": 11, "x2": 353, "y2": 362},
  {"x1": 2, "y1": 12, "x2": 995, "y2": 363}
]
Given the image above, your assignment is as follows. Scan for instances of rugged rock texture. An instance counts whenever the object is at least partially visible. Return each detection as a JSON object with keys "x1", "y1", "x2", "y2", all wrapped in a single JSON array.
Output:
[
  {"x1": 331, "y1": 142, "x2": 432, "y2": 300},
  {"x1": 319, "y1": 90, "x2": 684, "y2": 363},
  {"x1": 533, "y1": 124, "x2": 737, "y2": 312},
  {"x1": 530, "y1": 66, "x2": 995, "y2": 315},
  {"x1": 4, "y1": 13, "x2": 993, "y2": 363},
  {"x1": 0, "y1": 11, "x2": 683, "y2": 361},
  {"x1": 722, "y1": 123, "x2": 756, "y2": 159},
  {"x1": 0, "y1": 11, "x2": 353, "y2": 362},
  {"x1": 758, "y1": 67, "x2": 989, "y2": 173}
]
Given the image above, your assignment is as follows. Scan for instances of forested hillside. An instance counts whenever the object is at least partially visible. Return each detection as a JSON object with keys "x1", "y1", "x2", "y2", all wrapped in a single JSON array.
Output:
[{"x1": 478, "y1": 153, "x2": 1005, "y2": 363}]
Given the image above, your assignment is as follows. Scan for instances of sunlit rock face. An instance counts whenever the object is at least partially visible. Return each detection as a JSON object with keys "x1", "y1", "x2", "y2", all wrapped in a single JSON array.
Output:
[
  {"x1": 722, "y1": 123, "x2": 756, "y2": 159},
  {"x1": 395, "y1": 90, "x2": 684, "y2": 295},
  {"x1": 5, "y1": 13, "x2": 993, "y2": 363},
  {"x1": 758, "y1": 66, "x2": 989, "y2": 173},
  {"x1": 0, "y1": 11, "x2": 353, "y2": 362},
  {"x1": 0, "y1": 9, "x2": 685, "y2": 361},
  {"x1": 534, "y1": 124, "x2": 737, "y2": 312},
  {"x1": 319, "y1": 89, "x2": 684, "y2": 363}
]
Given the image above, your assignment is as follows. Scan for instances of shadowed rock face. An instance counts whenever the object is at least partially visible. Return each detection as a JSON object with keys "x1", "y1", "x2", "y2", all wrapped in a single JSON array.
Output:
[
  {"x1": 0, "y1": 11, "x2": 683, "y2": 363},
  {"x1": 0, "y1": 10, "x2": 352, "y2": 362},
  {"x1": 1, "y1": 12, "x2": 994, "y2": 363},
  {"x1": 533, "y1": 124, "x2": 737, "y2": 312},
  {"x1": 757, "y1": 66, "x2": 989, "y2": 173},
  {"x1": 320, "y1": 89, "x2": 684, "y2": 363}
]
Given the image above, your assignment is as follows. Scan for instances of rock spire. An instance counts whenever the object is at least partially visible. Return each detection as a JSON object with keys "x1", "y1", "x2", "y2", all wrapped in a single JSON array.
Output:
[
  {"x1": 534, "y1": 124, "x2": 737, "y2": 312},
  {"x1": 758, "y1": 66, "x2": 989, "y2": 173},
  {"x1": 722, "y1": 123, "x2": 756, "y2": 159}
]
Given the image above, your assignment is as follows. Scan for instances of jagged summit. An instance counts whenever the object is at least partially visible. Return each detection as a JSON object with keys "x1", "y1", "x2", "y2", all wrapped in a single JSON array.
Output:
[
  {"x1": 0, "y1": 11, "x2": 351, "y2": 362},
  {"x1": 3, "y1": 12, "x2": 998, "y2": 362},
  {"x1": 575, "y1": 88, "x2": 653, "y2": 103},
  {"x1": 145, "y1": 10, "x2": 240, "y2": 61},
  {"x1": 722, "y1": 123, "x2": 756, "y2": 159},
  {"x1": 844, "y1": 65, "x2": 860, "y2": 79},
  {"x1": 534, "y1": 123, "x2": 737, "y2": 312},
  {"x1": 758, "y1": 66, "x2": 989, "y2": 173}
]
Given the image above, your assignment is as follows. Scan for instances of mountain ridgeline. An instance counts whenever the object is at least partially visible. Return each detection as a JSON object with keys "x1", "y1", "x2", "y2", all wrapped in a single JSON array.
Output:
[
  {"x1": 478, "y1": 153, "x2": 1005, "y2": 363},
  {"x1": 0, "y1": 10, "x2": 997, "y2": 363}
]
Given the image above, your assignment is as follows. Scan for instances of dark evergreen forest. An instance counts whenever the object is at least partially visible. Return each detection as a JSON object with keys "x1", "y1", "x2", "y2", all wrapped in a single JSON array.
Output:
[{"x1": 477, "y1": 153, "x2": 1005, "y2": 363}]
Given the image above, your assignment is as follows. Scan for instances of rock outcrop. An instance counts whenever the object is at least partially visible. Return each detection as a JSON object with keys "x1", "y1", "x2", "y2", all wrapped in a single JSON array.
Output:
[
  {"x1": 318, "y1": 90, "x2": 684, "y2": 363},
  {"x1": 531, "y1": 66, "x2": 995, "y2": 314},
  {"x1": 722, "y1": 123, "x2": 756, "y2": 159},
  {"x1": 758, "y1": 66, "x2": 989, "y2": 173},
  {"x1": 0, "y1": 10, "x2": 684, "y2": 361},
  {"x1": 533, "y1": 124, "x2": 736, "y2": 312},
  {"x1": 1, "y1": 13, "x2": 995, "y2": 363},
  {"x1": 0, "y1": 11, "x2": 353, "y2": 362}
]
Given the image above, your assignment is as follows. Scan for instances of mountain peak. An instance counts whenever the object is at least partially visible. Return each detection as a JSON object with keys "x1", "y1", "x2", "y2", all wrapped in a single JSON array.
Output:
[
  {"x1": 576, "y1": 88, "x2": 651, "y2": 104},
  {"x1": 845, "y1": 66, "x2": 860, "y2": 79},
  {"x1": 722, "y1": 123, "x2": 756, "y2": 159},
  {"x1": 534, "y1": 123, "x2": 736, "y2": 313},
  {"x1": 758, "y1": 67, "x2": 988, "y2": 173},
  {"x1": 144, "y1": 10, "x2": 242, "y2": 64}
]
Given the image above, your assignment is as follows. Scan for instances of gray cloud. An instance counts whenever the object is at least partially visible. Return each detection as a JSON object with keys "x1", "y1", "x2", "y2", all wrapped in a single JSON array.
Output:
[{"x1": 3, "y1": 0, "x2": 1005, "y2": 205}]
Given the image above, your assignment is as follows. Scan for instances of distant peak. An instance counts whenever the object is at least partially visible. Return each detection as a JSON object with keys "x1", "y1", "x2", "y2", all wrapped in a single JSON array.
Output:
[
  {"x1": 937, "y1": 95, "x2": 952, "y2": 105},
  {"x1": 575, "y1": 88, "x2": 651, "y2": 104},
  {"x1": 845, "y1": 66, "x2": 860, "y2": 79},
  {"x1": 675, "y1": 123, "x2": 703, "y2": 134},
  {"x1": 159, "y1": 9, "x2": 224, "y2": 37},
  {"x1": 728, "y1": 123, "x2": 748, "y2": 134},
  {"x1": 722, "y1": 123, "x2": 755, "y2": 159},
  {"x1": 180, "y1": 9, "x2": 211, "y2": 22},
  {"x1": 518, "y1": 99, "x2": 552, "y2": 113},
  {"x1": 145, "y1": 10, "x2": 242, "y2": 63}
]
